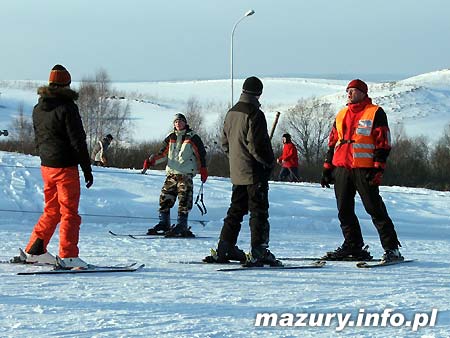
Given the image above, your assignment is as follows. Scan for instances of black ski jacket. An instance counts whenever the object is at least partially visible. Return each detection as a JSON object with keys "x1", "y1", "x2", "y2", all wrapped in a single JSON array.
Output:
[{"x1": 32, "y1": 86, "x2": 91, "y2": 174}]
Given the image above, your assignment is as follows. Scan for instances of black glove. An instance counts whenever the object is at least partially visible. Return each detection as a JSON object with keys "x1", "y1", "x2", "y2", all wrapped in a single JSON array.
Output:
[
  {"x1": 366, "y1": 168, "x2": 384, "y2": 186},
  {"x1": 83, "y1": 170, "x2": 94, "y2": 189},
  {"x1": 262, "y1": 163, "x2": 274, "y2": 181},
  {"x1": 321, "y1": 168, "x2": 334, "y2": 188}
]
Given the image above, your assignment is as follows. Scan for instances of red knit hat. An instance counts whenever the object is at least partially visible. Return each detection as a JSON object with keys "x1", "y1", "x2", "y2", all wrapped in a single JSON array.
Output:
[
  {"x1": 49, "y1": 64, "x2": 71, "y2": 87},
  {"x1": 346, "y1": 79, "x2": 368, "y2": 94}
]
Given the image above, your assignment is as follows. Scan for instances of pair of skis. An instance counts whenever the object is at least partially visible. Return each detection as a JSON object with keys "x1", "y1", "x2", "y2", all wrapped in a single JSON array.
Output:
[
  {"x1": 110, "y1": 231, "x2": 415, "y2": 270},
  {"x1": 175, "y1": 257, "x2": 415, "y2": 271},
  {"x1": 171, "y1": 259, "x2": 326, "y2": 271},
  {"x1": 6, "y1": 249, "x2": 144, "y2": 275},
  {"x1": 17, "y1": 262, "x2": 145, "y2": 275},
  {"x1": 279, "y1": 256, "x2": 415, "y2": 268}
]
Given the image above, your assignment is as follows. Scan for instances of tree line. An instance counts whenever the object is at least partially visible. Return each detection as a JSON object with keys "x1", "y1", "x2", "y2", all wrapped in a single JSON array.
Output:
[{"x1": 1, "y1": 71, "x2": 450, "y2": 191}]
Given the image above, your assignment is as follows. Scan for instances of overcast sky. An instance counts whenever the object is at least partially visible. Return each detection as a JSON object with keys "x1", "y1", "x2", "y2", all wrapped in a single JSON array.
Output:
[{"x1": 1, "y1": 0, "x2": 450, "y2": 82}]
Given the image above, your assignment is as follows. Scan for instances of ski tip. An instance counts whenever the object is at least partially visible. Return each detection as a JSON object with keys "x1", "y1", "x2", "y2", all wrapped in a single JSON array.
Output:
[
  {"x1": 356, "y1": 259, "x2": 416, "y2": 268},
  {"x1": 135, "y1": 263, "x2": 146, "y2": 271},
  {"x1": 356, "y1": 262, "x2": 369, "y2": 268}
]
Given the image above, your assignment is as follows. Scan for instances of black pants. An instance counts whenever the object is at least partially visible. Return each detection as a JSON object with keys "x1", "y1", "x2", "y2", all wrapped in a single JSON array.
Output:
[
  {"x1": 334, "y1": 167, "x2": 400, "y2": 250},
  {"x1": 92, "y1": 161, "x2": 104, "y2": 166},
  {"x1": 278, "y1": 167, "x2": 299, "y2": 182},
  {"x1": 220, "y1": 181, "x2": 270, "y2": 249}
]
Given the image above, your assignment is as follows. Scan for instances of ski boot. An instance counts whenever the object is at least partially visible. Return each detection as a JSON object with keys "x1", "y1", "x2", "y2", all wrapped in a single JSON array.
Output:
[
  {"x1": 242, "y1": 245, "x2": 283, "y2": 267},
  {"x1": 10, "y1": 248, "x2": 56, "y2": 265},
  {"x1": 381, "y1": 248, "x2": 404, "y2": 263},
  {"x1": 147, "y1": 211, "x2": 171, "y2": 235},
  {"x1": 164, "y1": 224, "x2": 195, "y2": 238},
  {"x1": 17, "y1": 238, "x2": 57, "y2": 265},
  {"x1": 56, "y1": 256, "x2": 89, "y2": 269},
  {"x1": 203, "y1": 240, "x2": 247, "y2": 264},
  {"x1": 164, "y1": 213, "x2": 195, "y2": 238},
  {"x1": 321, "y1": 243, "x2": 373, "y2": 261}
]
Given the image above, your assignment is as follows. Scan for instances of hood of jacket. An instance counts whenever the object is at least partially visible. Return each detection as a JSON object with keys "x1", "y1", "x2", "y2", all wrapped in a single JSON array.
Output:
[{"x1": 37, "y1": 86, "x2": 79, "y2": 111}]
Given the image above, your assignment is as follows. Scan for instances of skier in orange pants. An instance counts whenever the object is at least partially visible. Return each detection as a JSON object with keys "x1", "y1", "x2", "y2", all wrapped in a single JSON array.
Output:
[
  {"x1": 26, "y1": 167, "x2": 82, "y2": 259},
  {"x1": 20, "y1": 64, "x2": 93, "y2": 269}
]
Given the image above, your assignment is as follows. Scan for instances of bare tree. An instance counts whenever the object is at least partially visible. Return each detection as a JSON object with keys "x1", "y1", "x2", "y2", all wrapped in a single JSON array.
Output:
[
  {"x1": 387, "y1": 135, "x2": 430, "y2": 187},
  {"x1": 390, "y1": 121, "x2": 407, "y2": 143},
  {"x1": 282, "y1": 97, "x2": 334, "y2": 165},
  {"x1": 10, "y1": 102, "x2": 34, "y2": 147},
  {"x1": 184, "y1": 96, "x2": 205, "y2": 135},
  {"x1": 77, "y1": 69, "x2": 132, "y2": 149},
  {"x1": 430, "y1": 123, "x2": 450, "y2": 189}
]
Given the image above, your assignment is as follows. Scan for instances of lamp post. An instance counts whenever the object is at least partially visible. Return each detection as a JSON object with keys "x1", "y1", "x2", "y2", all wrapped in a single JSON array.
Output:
[{"x1": 230, "y1": 9, "x2": 255, "y2": 107}]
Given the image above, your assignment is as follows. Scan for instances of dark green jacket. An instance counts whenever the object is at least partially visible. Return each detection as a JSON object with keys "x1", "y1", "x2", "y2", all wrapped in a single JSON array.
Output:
[{"x1": 222, "y1": 93, "x2": 274, "y2": 185}]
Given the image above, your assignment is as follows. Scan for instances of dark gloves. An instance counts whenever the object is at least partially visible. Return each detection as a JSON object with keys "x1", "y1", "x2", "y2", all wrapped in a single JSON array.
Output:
[
  {"x1": 83, "y1": 170, "x2": 93, "y2": 189},
  {"x1": 366, "y1": 168, "x2": 384, "y2": 186},
  {"x1": 262, "y1": 163, "x2": 274, "y2": 181},
  {"x1": 200, "y1": 167, "x2": 208, "y2": 183},
  {"x1": 321, "y1": 167, "x2": 334, "y2": 188}
]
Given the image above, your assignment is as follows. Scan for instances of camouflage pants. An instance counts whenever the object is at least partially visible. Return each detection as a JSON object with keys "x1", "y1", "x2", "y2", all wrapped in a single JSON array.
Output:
[{"x1": 159, "y1": 174, "x2": 193, "y2": 214}]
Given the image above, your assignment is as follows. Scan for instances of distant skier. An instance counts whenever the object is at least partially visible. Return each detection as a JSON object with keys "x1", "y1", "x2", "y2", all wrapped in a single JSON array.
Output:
[
  {"x1": 143, "y1": 113, "x2": 208, "y2": 237},
  {"x1": 320, "y1": 79, "x2": 402, "y2": 263},
  {"x1": 204, "y1": 76, "x2": 282, "y2": 267},
  {"x1": 20, "y1": 64, "x2": 93, "y2": 269},
  {"x1": 91, "y1": 134, "x2": 114, "y2": 166},
  {"x1": 277, "y1": 133, "x2": 299, "y2": 182}
]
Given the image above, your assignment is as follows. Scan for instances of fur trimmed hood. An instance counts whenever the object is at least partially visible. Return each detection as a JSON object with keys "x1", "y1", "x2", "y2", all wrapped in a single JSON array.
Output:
[{"x1": 37, "y1": 86, "x2": 79, "y2": 101}]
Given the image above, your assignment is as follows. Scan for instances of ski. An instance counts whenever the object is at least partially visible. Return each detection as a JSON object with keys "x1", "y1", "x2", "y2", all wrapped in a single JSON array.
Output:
[
  {"x1": 17, "y1": 263, "x2": 145, "y2": 275},
  {"x1": 109, "y1": 230, "x2": 151, "y2": 237},
  {"x1": 278, "y1": 257, "x2": 379, "y2": 262},
  {"x1": 108, "y1": 231, "x2": 211, "y2": 239},
  {"x1": 356, "y1": 259, "x2": 416, "y2": 268},
  {"x1": 217, "y1": 260, "x2": 326, "y2": 272},
  {"x1": 129, "y1": 235, "x2": 211, "y2": 239},
  {"x1": 173, "y1": 260, "x2": 242, "y2": 265}
]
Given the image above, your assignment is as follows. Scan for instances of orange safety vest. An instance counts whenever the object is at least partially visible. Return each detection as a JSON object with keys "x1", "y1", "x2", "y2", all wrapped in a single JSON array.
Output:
[{"x1": 335, "y1": 104, "x2": 379, "y2": 168}]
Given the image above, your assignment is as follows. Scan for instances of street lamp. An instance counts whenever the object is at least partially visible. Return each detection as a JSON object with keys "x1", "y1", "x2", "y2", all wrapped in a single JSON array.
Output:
[{"x1": 230, "y1": 9, "x2": 255, "y2": 106}]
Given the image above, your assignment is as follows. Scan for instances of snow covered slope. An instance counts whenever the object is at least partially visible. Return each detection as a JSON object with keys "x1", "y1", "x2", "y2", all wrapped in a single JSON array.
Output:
[
  {"x1": 0, "y1": 150, "x2": 449, "y2": 337},
  {"x1": 1, "y1": 70, "x2": 450, "y2": 143}
]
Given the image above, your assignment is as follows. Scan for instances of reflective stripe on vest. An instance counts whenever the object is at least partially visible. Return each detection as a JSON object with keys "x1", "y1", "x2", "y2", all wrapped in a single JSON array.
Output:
[{"x1": 335, "y1": 104, "x2": 379, "y2": 167}]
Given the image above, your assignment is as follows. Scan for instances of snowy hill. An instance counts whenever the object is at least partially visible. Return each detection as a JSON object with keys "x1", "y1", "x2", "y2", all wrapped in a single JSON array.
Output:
[
  {"x1": 318, "y1": 69, "x2": 450, "y2": 141},
  {"x1": 1, "y1": 70, "x2": 450, "y2": 143},
  {"x1": 0, "y1": 150, "x2": 449, "y2": 337}
]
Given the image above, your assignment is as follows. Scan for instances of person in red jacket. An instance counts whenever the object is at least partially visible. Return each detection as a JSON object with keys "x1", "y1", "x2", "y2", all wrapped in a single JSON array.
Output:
[
  {"x1": 277, "y1": 133, "x2": 299, "y2": 182},
  {"x1": 320, "y1": 79, "x2": 402, "y2": 263}
]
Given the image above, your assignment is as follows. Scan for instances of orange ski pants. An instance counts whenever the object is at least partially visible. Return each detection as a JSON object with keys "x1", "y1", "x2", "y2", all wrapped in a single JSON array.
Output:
[{"x1": 26, "y1": 166, "x2": 81, "y2": 258}]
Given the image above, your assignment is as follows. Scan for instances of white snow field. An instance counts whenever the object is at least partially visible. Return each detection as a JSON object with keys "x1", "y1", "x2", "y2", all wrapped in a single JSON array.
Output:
[
  {"x1": 0, "y1": 151, "x2": 449, "y2": 337},
  {"x1": 1, "y1": 69, "x2": 450, "y2": 143}
]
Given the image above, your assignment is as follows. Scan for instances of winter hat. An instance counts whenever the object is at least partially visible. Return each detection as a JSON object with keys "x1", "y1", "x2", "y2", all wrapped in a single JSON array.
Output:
[
  {"x1": 49, "y1": 64, "x2": 71, "y2": 87},
  {"x1": 242, "y1": 76, "x2": 263, "y2": 96},
  {"x1": 346, "y1": 79, "x2": 368, "y2": 94},
  {"x1": 282, "y1": 133, "x2": 291, "y2": 142},
  {"x1": 173, "y1": 113, "x2": 187, "y2": 124}
]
